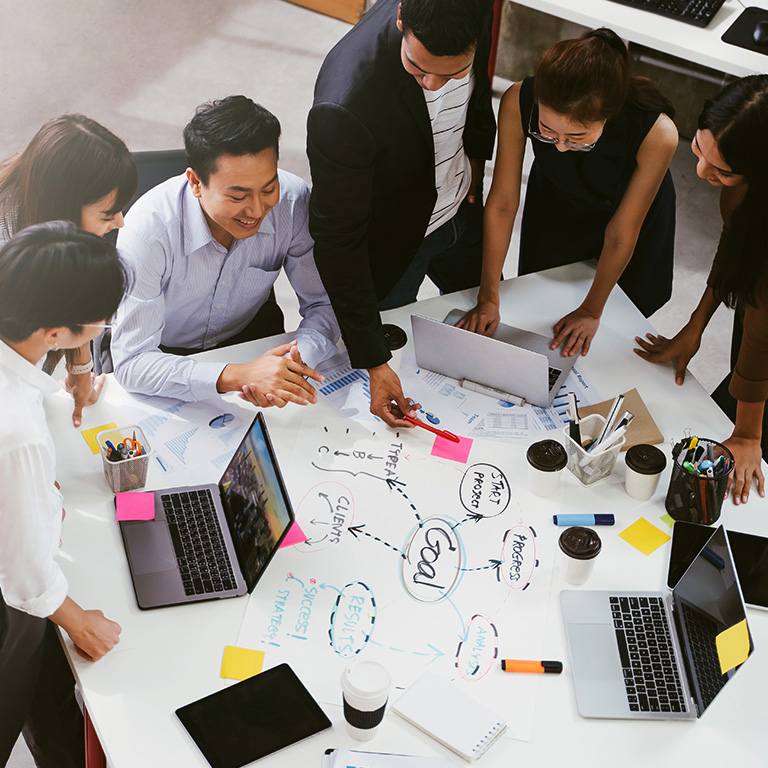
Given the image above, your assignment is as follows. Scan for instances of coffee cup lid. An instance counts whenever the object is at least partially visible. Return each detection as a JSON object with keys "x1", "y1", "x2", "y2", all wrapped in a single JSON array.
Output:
[
  {"x1": 558, "y1": 526, "x2": 602, "y2": 560},
  {"x1": 625, "y1": 444, "x2": 667, "y2": 475},
  {"x1": 341, "y1": 660, "x2": 391, "y2": 700},
  {"x1": 382, "y1": 324, "x2": 408, "y2": 351},
  {"x1": 527, "y1": 439, "x2": 567, "y2": 471}
]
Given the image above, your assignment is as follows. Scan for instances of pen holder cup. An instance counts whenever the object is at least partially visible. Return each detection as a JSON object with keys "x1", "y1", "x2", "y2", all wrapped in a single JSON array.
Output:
[
  {"x1": 562, "y1": 414, "x2": 625, "y2": 486},
  {"x1": 664, "y1": 437, "x2": 733, "y2": 525},
  {"x1": 95, "y1": 425, "x2": 152, "y2": 493}
]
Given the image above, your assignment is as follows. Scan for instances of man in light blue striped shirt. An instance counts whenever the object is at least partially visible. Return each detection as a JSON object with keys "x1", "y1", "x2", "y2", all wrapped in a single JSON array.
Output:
[{"x1": 111, "y1": 96, "x2": 339, "y2": 406}]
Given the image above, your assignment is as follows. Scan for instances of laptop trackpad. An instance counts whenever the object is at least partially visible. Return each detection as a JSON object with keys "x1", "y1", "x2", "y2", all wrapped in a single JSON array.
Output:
[
  {"x1": 568, "y1": 623, "x2": 621, "y2": 681},
  {"x1": 124, "y1": 522, "x2": 178, "y2": 575}
]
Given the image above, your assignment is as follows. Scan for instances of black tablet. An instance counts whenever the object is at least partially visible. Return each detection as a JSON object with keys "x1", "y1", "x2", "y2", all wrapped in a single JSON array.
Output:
[
  {"x1": 667, "y1": 521, "x2": 768, "y2": 611},
  {"x1": 175, "y1": 664, "x2": 332, "y2": 768}
]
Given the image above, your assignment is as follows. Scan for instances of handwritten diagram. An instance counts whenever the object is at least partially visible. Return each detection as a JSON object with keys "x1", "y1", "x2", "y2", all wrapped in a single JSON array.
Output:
[{"x1": 238, "y1": 415, "x2": 559, "y2": 742}]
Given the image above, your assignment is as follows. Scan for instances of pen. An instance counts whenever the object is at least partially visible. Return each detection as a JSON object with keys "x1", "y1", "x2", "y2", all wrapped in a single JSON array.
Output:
[
  {"x1": 567, "y1": 392, "x2": 581, "y2": 444},
  {"x1": 591, "y1": 394, "x2": 624, "y2": 451},
  {"x1": 552, "y1": 514, "x2": 614, "y2": 526},
  {"x1": 501, "y1": 659, "x2": 563, "y2": 674},
  {"x1": 460, "y1": 379, "x2": 526, "y2": 407},
  {"x1": 403, "y1": 415, "x2": 460, "y2": 443}
]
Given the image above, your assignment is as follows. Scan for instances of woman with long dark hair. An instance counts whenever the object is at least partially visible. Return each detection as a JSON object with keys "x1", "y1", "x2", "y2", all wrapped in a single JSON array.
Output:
[
  {"x1": 0, "y1": 222, "x2": 126, "y2": 765},
  {"x1": 459, "y1": 28, "x2": 678, "y2": 357},
  {"x1": 635, "y1": 75, "x2": 768, "y2": 505},
  {"x1": 0, "y1": 114, "x2": 137, "y2": 426}
]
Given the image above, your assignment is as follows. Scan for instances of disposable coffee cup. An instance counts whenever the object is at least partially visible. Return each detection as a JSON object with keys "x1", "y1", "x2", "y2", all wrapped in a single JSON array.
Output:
[
  {"x1": 624, "y1": 444, "x2": 667, "y2": 500},
  {"x1": 341, "y1": 660, "x2": 391, "y2": 740},
  {"x1": 558, "y1": 526, "x2": 601, "y2": 586},
  {"x1": 527, "y1": 439, "x2": 567, "y2": 497},
  {"x1": 382, "y1": 324, "x2": 408, "y2": 373}
]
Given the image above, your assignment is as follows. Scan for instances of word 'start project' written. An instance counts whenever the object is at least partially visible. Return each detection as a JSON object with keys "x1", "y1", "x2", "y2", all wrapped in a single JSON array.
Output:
[{"x1": 238, "y1": 415, "x2": 558, "y2": 741}]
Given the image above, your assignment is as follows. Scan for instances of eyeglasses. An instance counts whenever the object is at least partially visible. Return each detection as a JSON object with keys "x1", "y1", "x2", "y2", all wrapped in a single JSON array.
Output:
[
  {"x1": 80, "y1": 310, "x2": 118, "y2": 330},
  {"x1": 527, "y1": 106, "x2": 601, "y2": 152}
]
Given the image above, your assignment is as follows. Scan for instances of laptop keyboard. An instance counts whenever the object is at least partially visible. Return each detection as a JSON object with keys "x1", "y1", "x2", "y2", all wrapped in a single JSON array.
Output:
[
  {"x1": 680, "y1": 602, "x2": 727, "y2": 709},
  {"x1": 610, "y1": 596, "x2": 687, "y2": 713},
  {"x1": 161, "y1": 489, "x2": 238, "y2": 596},
  {"x1": 548, "y1": 366, "x2": 562, "y2": 390}
]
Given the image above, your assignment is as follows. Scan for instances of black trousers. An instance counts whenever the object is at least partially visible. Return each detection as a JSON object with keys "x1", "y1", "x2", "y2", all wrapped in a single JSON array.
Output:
[
  {"x1": 711, "y1": 311, "x2": 768, "y2": 462},
  {"x1": 0, "y1": 594, "x2": 84, "y2": 768}
]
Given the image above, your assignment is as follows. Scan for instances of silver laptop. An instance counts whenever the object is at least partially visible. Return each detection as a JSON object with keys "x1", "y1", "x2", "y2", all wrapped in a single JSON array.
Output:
[
  {"x1": 410, "y1": 310, "x2": 576, "y2": 407},
  {"x1": 561, "y1": 525, "x2": 753, "y2": 720},
  {"x1": 120, "y1": 411, "x2": 294, "y2": 609}
]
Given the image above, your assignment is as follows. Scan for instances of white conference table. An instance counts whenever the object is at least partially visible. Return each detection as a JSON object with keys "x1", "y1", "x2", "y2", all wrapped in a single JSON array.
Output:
[
  {"x1": 48, "y1": 262, "x2": 767, "y2": 767},
  {"x1": 508, "y1": 0, "x2": 768, "y2": 77}
]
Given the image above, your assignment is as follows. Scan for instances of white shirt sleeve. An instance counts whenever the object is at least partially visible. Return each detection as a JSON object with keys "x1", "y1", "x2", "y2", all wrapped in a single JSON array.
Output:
[
  {"x1": 284, "y1": 186, "x2": 340, "y2": 369},
  {"x1": 0, "y1": 440, "x2": 68, "y2": 617},
  {"x1": 112, "y1": 225, "x2": 226, "y2": 401}
]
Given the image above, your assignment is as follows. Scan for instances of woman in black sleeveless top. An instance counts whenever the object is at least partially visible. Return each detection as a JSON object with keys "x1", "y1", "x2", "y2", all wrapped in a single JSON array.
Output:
[{"x1": 458, "y1": 28, "x2": 678, "y2": 357}]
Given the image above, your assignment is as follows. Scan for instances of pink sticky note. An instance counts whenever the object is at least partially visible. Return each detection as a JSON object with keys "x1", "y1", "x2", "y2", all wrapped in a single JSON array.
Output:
[
  {"x1": 115, "y1": 492, "x2": 156, "y2": 522},
  {"x1": 280, "y1": 520, "x2": 307, "y2": 548},
  {"x1": 431, "y1": 434, "x2": 473, "y2": 463}
]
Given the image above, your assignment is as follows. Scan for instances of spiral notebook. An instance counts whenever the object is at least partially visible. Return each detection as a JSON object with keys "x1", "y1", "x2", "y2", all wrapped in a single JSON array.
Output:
[{"x1": 392, "y1": 672, "x2": 507, "y2": 762}]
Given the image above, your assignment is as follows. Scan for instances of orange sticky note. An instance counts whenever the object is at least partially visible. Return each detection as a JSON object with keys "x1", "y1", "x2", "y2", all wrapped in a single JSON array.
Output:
[
  {"x1": 115, "y1": 492, "x2": 155, "y2": 521},
  {"x1": 431, "y1": 434, "x2": 473, "y2": 463},
  {"x1": 81, "y1": 422, "x2": 118, "y2": 454},
  {"x1": 220, "y1": 645, "x2": 265, "y2": 681},
  {"x1": 280, "y1": 521, "x2": 307, "y2": 548},
  {"x1": 618, "y1": 517, "x2": 670, "y2": 556},
  {"x1": 715, "y1": 619, "x2": 750, "y2": 675}
]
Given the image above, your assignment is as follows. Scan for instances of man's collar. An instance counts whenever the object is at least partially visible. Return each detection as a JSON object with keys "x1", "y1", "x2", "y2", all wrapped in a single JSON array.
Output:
[{"x1": 0, "y1": 339, "x2": 60, "y2": 395}]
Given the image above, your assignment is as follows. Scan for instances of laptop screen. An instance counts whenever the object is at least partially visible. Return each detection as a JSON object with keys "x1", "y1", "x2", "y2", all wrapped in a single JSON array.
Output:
[
  {"x1": 672, "y1": 525, "x2": 753, "y2": 716},
  {"x1": 218, "y1": 412, "x2": 294, "y2": 592}
]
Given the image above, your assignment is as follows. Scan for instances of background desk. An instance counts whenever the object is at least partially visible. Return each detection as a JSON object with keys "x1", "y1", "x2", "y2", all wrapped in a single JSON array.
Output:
[
  {"x1": 505, "y1": 0, "x2": 768, "y2": 77},
  {"x1": 50, "y1": 263, "x2": 767, "y2": 767}
]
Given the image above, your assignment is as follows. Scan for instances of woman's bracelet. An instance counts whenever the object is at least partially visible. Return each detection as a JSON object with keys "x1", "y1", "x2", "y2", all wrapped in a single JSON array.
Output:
[{"x1": 67, "y1": 360, "x2": 94, "y2": 376}]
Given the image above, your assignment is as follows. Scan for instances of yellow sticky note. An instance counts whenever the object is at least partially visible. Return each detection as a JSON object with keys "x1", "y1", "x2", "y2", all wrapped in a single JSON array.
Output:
[
  {"x1": 619, "y1": 517, "x2": 671, "y2": 556},
  {"x1": 715, "y1": 619, "x2": 750, "y2": 675},
  {"x1": 81, "y1": 423, "x2": 118, "y2": 454},
  {"x1": 220, "y1": 645, "x2": 265, "y2": 681},
  {"x1": 659, "y1": 513, "x2": 675, "y2": 529}
]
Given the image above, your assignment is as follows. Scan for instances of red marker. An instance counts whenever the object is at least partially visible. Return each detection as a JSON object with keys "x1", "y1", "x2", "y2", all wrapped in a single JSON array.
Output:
[{"x1": 403, "y1": 415, "x2": 460, "y2": 443}]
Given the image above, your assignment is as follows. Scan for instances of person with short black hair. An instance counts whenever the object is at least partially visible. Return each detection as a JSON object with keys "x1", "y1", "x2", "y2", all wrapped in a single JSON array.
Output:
[
  {"x1": 0, "y1": 114, "x2": 138, "y2": 427},
  {"x1": 307, "y1": 0, "x2": 496, "y2": 427},
  {"x1": 111, "y1": 96, "x2": 339, "y2": 406},
  {"x1": 0, "y1": 221, "x2": 126, "y2": 767}
]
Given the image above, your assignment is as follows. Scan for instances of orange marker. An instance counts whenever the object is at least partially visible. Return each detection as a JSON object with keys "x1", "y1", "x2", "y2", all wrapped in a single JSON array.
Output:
[{"x1": 500, "y1": 659, "x2": 563, "y2": 674}]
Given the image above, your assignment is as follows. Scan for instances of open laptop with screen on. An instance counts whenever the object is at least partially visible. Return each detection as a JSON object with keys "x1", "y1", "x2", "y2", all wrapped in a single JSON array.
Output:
[
  {"x1": 411, "y1": 310, "x2": 576, "y2": 407},
  {"x1": 561, "y1": 525, "x2": 754, "y2": 720},
  {"x1": 119, "y1": 411, "x2": 294, "y2": 609}
]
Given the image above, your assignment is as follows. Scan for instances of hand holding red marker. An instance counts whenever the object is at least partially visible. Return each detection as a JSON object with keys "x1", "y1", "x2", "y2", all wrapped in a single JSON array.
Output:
[{"x1": 403, "y1": 415, "x2": 460, "y2": 443}]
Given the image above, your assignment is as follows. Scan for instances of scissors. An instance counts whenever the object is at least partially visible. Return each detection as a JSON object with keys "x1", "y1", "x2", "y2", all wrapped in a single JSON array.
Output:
[{"x1": 124, "y1": 436, "x2": 143, "y2": 456}]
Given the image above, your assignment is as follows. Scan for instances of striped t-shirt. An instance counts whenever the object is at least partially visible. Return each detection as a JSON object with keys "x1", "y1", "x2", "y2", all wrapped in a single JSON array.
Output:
[{"x1": 424, "y1": 69, "x2": 475, "y2": 236}]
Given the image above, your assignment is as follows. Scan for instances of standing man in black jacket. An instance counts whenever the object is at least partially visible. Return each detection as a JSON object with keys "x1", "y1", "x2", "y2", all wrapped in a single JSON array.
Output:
[{"x1": 307, "y1": 0, "x2": 496, "y2": 427}]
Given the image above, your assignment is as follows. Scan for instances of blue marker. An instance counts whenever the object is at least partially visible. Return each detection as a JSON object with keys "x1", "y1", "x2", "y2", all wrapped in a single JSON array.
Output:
[{"x1": 553, "y1": 514, "x2": 615, "y2": 526}]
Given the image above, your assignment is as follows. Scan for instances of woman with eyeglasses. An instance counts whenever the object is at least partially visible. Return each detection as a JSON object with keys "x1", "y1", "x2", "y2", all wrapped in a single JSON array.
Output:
[
  {"x1": 634, "y1": 75, "x2": 768, "y2": 506},
  {"x1": 458, "y1": 28, "x2": 677, "y2": 358},
  {"x1": 0, "y1": 114, "x2": 137, "y2": 427},
  {"x1": 0, "y1": 222, "x2": 126, "y2": 766}
]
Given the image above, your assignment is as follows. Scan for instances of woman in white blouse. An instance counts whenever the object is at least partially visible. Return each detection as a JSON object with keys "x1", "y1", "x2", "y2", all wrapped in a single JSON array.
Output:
[{"x1": 0, "y1": 222, "x2": 127, "y2": 766}]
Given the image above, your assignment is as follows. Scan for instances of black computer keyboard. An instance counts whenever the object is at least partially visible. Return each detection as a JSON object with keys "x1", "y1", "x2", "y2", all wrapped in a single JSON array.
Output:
[
  {"x1": 680, "y1": 602, "x2": 727, "y2": 709},
  {"x1": 606, "y1": 0, "x2": 725, "y2": 28},
  {"x1": 161, "y1": 489, "x2": 237, "y2": 596},
  {"x1": 548, "y1": 366, "x2": 562, "y2": 390},
  {"x1": 610, "y1": 595, "x2": 688, "y2": 713}
]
